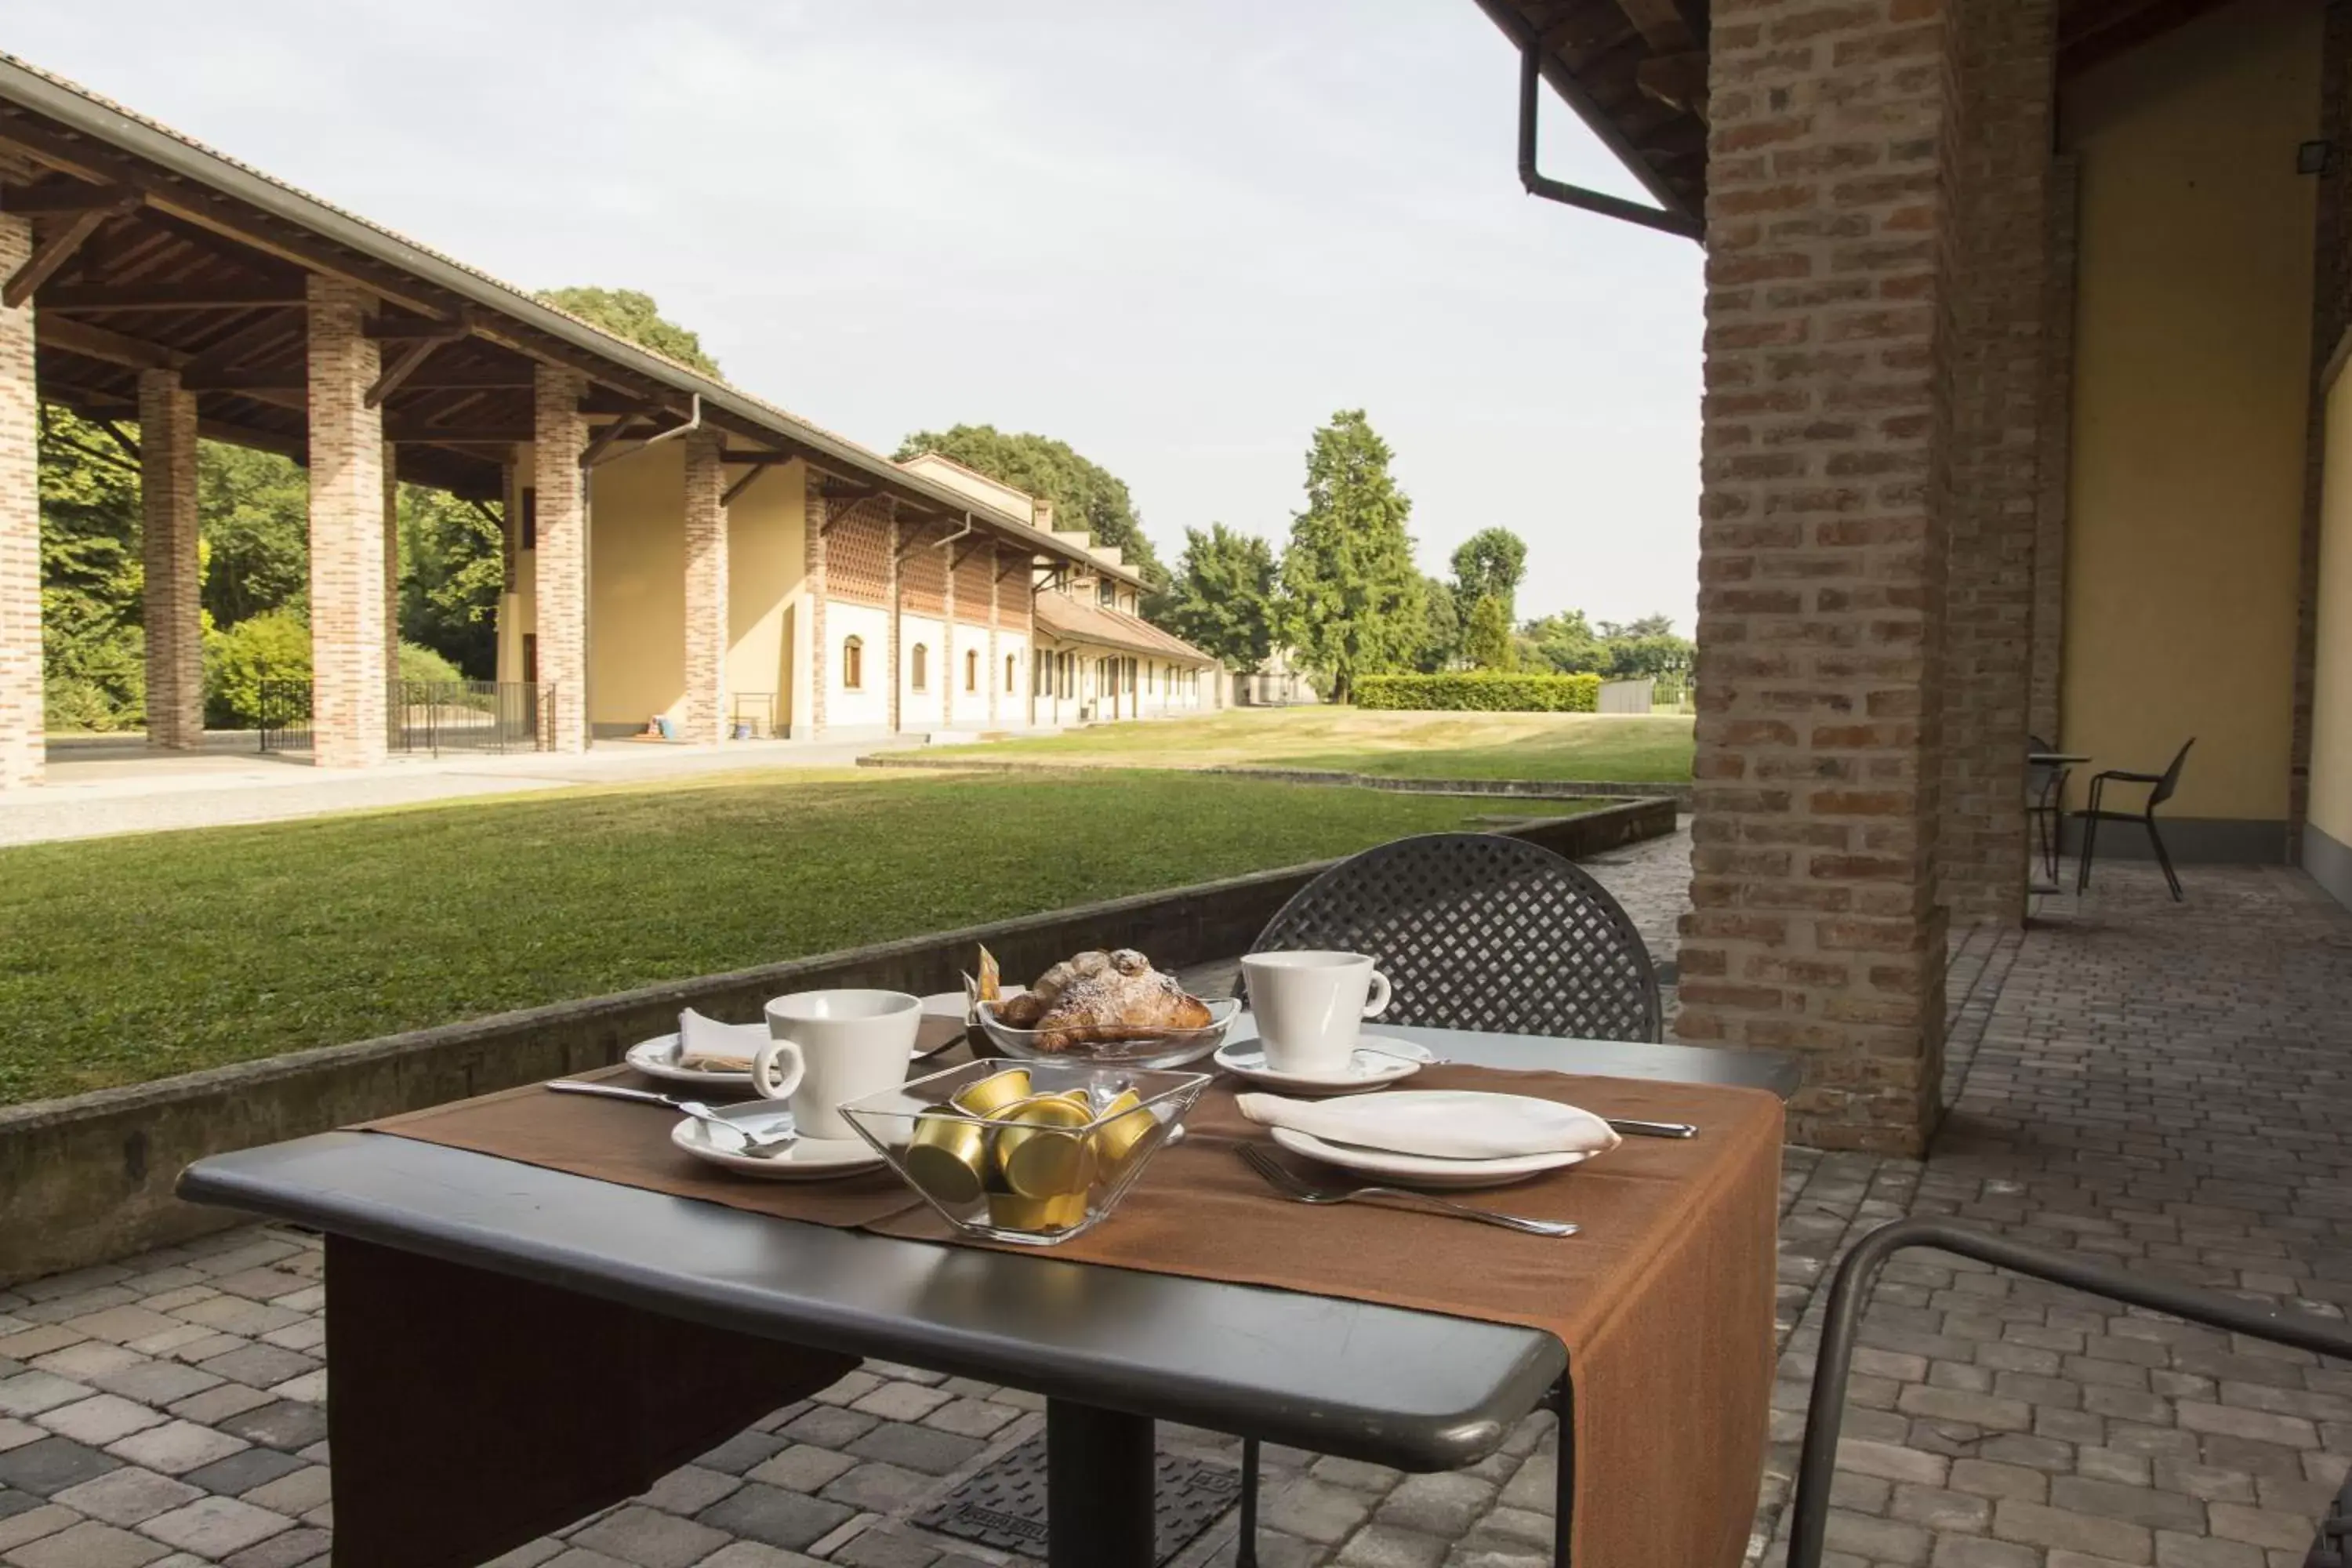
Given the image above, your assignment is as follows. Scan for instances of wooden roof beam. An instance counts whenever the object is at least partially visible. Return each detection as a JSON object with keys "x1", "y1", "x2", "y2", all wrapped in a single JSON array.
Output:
[
  {"x1": 35, "y1": 312, "x2": 186, "y2": 371},
  {"x1": 1635, "y1": 52, "x2": 1710, "y2": 122},
  {"x1": 1613, "y1": 0, "x2": 1696, "y2": 51},
  {"x1": 38, "y1": 281, "x2": 309, "y2": 311},
  {"x1": 0, "y1": 180, "x2": 135, "y2": 213},
  {"x1": 5, "y1": 197, "x2": 136, "y2": 307}
]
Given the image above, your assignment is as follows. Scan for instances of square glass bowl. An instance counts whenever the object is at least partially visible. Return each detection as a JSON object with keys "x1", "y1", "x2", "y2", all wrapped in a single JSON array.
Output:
[
  {"x1": 837, "y1": 1058, "x2": 1210, "y2": 1246},
  {"x1": 971, "y1": 996, "x2": 1241, "y2": 1069}
]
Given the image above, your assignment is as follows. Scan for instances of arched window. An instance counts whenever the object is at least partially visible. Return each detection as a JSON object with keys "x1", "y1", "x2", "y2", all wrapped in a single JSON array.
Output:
[
  {"x1": 965, "y1": 648, "x2": 978, "y2": 692},
  {"x1": 842, "y1": 637, "x2": 864, "y2": 691},
  {"x1": 910, "y1": 643, "x2": 929, "y2": 692},
  {"x1": 1005, "y1": 653, "x2": 1017, "y2": 692}
]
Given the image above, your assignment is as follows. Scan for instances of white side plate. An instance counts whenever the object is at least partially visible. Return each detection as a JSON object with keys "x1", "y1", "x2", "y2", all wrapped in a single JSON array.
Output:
[
  {"x1": 670, "y1": 1102, "x2": 883, "y2": 1181},
  {"x1": 1269, "y1": 1126, "x2": 1594, "y2": 1189}
]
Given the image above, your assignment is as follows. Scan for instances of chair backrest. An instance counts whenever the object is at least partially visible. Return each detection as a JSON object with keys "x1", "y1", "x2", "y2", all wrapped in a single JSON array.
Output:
[
  {"x1": 2151, "y1": 737, "x2": 2195, "y2": 808},
  {"x1": 1247, "y1": 832, "x2": 1662, "y2": 1043}
]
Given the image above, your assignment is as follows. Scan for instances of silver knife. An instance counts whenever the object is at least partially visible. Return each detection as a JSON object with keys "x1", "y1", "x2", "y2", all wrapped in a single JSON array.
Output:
[{"x1": 1609, "y1": 1118, "x2": 1697, "y2": 1138}]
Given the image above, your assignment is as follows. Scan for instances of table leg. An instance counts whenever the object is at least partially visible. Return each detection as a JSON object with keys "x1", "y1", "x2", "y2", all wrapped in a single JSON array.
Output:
[{"x1": 1047, "y1": 1398, "x2": 1156, "y2": 1567}]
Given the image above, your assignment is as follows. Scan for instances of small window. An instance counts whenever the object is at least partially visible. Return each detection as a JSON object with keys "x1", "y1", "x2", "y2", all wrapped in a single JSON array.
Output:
[
  {"x1": 1098, "y1": 580, "x2": 1116, "y2": 606},
  {"x1": 911, "y1": 644, "x2": 929, "y2": 692},
  {"x1": 521, "y1": 488, "x2": 537, "y2": 551},
  {"x1": 521, "y1": 633, "x2": 539, "y2": 684},
  {"x1": 1006, "y1": 653, "x2": 1017, "y2": 693},
  {"x1": 965, "y1": 649, "x2": 978, "y2": 692},
  {"x1": 843, "y1": 637, "x2": 864, "y2": 691}
]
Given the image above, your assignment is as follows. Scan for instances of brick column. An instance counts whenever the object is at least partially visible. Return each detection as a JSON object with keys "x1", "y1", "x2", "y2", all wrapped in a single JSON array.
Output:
[
  {"x1": 0, "y1": 213, "x2": 37, "y2": 788},
  {"x1": 885, "y1": 509, "x2": 901, "y2": 734},
  {"x1": 2028, "y1": 154, "x2": 2080, "y2": 746},
  {"x1": 1681, "y1": 0, "x2": 1962, "y2": 1153},
  {"x1": 942, "y1": 544, "x2": 956, "y2": 729},
  {"x1": 534, "y1": 365, "x2": 590, "y2": 753},
  {"x1": 1938, "y1": 0, "x2": 2056, "y2": 928},
  {"x1": 988, "y1": 547, "x2": 1001, "y2": 727},
  {"x1": 805, "y1": 489, "x2": 827, "y2": 736},
  {"x1": 305, "y1": 277, "x2": 389, "y2": 769},
  {"x1": 680, "y1": 430, "x2": 728, "y2": 744},
  {"x1": 383, "y1": 442, "x2": 401, "y2": 686},
  {"x1": 139, "y1": 369, "x2": 202, "y2": 750}
]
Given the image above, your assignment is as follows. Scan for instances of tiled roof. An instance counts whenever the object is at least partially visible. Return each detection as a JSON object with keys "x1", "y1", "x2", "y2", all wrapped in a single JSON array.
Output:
[{"x1": 1033, "y1": 593, "x2": 1214, "y2": 664}]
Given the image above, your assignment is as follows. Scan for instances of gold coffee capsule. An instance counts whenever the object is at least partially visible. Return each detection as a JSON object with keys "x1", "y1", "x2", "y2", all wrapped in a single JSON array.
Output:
[
  {"x1": 1091, "y1": 1088, "x2": 1157, "y2": 1171},
  {"x1": 988, "y1": 1095, "x2": 1096, "y2": 1199},
  {"x1": 950, "y1": 1068, "x2": 1033, "y2": 1118},
  {"x1": 905, "y1": 1108, "x2": 989, "y2": 1207},
  {"x1": 988, "y1": 1190, "x2": 1089, "y2": 1232}
]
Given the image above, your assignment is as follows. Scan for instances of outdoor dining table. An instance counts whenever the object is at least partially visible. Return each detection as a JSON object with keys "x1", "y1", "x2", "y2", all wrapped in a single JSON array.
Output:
[{"x1": 177, "y1": 1023, "x2": 1799, "y2": 1568}]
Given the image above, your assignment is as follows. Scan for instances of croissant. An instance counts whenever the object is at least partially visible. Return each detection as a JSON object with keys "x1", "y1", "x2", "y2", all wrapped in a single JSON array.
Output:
[{"x1": 1033, "y1": 949, "x2": 1212, "y2": 1053}]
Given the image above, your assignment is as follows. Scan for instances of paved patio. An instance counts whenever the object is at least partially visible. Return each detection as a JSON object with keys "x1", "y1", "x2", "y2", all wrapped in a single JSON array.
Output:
[{"x1": 0, "y1": 840, "x2": 2346, "y2": 1567}]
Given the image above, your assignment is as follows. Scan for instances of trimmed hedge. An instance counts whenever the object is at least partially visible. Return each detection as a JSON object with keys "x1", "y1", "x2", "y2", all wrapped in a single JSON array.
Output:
[{"x1": 1355, "y1": 673, "x2": 1602, "y2": 713}]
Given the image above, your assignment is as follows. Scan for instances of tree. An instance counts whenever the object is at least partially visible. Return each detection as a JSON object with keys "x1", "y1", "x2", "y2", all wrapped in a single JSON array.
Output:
[
  {"x1": 38, "y1": 408, "x2": 146, "y2": 731},
  {"x1": 893, "y1": 424, "x2": 1167, "y2": 593},
  {"x1": 1160, "y1": 524, "x2": 1279, "y2": 673},
  {"x1": 1463, "y1": 593, "x2": 1515, "y2": 670},
  {"x1": 1415, "y1": 576, "x2": 1461, "y2": 673},
  {"x1": 199, "y1": 443, "x2": 308, "y2": 627},
  {"x1": 1450, "y1": 528, "x2": 1528, "y2": 621},
  {"x1": 1279, "y1": 410, "x2": 1425, "y2": 702},
  {"x1": 1596, "y1": 613, "x2": 1678, "y2": 641},
  {"x1": 399, "y1": 488, "x2": 505, "y2": 678},
  {"x1": 1522, "y1": 608, "x2": 1603, "y2": 674},
  {"x1": 537, "y1": 286, "x2": 720, "y2": 377}
]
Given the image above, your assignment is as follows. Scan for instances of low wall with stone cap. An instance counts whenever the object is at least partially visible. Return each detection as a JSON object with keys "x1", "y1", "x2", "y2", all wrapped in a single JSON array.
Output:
[{"x1": 0, "y1": 798, "x2": 1675, "y2": 1284}]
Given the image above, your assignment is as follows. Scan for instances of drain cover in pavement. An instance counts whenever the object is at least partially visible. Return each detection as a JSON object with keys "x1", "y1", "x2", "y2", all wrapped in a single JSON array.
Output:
[{"x1": 913, "y1": 1436, "x2": 1240, "y2": 1563}]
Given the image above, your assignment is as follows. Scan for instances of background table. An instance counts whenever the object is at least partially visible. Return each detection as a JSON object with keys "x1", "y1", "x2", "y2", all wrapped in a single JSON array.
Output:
[{"x1": 180, "y1": 1028, "x2": 1798, "y2": 1566}]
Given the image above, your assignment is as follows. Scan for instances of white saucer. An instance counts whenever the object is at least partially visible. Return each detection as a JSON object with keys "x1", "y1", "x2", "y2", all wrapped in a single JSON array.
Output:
[
  {"x1": 1214, "y1": 1034, "x2": 1432, "y2": 1094},
  {"x1": 1269, "y1": 1126, "x2": 1594, "y2": 1189},
  {"x1": 670, "y1": 1102, "x2": 884, "y2": 1181}
]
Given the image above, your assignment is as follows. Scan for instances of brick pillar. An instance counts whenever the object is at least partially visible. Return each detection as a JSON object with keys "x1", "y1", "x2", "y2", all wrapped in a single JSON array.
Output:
[
  {"x1": 534, "y1": 365, "x2": 590, "y2": 753},
  {"x1": 988, "y1": 547, "x2": 1001, "y2": 727},
  {"x1": 680, "y1": 430, "x2": 728, "y2": 744},
  {"x1": 2028, "y1": 154, "x2": 2080, "y2": 746},
  {"x1": 805, "y1": 489, "x2": 827, "y2": 736},
  {"x1": 1938, "y1": 0, "x2": 2055, "y2": 928},
  {"x1": 305, "y1": 277, "x2": 389, "y2": 769},
  {"x1": 942, "y1": 544, "x2": 956, "y2": 729},
  {"x1": 1681, "y1": 0, "x2": 1962, "y2": 1153},
  {"x1": 139, "y1": 369, "x2": 203, "y2": 750},
  {"x1": 885, "y1": 508, "x2": 901, "y2": 734},
  {"x1": 0, "y1": 213, "x2": 37, "y2": 787},
  {"x1": 383, "y1": 442, "x2": 401, "y2": 684}
]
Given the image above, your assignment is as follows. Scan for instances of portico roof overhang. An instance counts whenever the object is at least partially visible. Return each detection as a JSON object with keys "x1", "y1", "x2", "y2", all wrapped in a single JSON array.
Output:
[{"x1": 0, "y1": 52, "x2": 1142, "y2": 589}]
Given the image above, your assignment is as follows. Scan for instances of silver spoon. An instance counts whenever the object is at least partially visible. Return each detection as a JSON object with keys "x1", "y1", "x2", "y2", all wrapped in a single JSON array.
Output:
[{"x1": 546, "y1": 1080, "x2": 793, "y2": 1154}]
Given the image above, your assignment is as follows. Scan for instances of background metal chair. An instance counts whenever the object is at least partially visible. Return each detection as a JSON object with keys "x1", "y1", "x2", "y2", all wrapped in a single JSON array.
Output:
[
  {"x1": 1231, "y1": 830, "x2": 1662, "y2": 1566},
  {"x1": 2026, "y1": 734, "x2": 2071, "y2": 884},
  {"x1": 1244, "y1": 830, "x2": 1662, "y2": 1042},
  {"x1": 1786, "y1": 1217, "x2": 2352, "y2": 1567},
  {"x1": 2074, "y1": 737, "x2": 2194, "y2": 900}
]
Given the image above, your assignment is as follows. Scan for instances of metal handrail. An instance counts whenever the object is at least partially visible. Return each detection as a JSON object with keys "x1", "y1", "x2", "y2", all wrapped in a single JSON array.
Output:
[{"x1": 1788, "y1": 1217, "x2": 2352, "y2": 1567}]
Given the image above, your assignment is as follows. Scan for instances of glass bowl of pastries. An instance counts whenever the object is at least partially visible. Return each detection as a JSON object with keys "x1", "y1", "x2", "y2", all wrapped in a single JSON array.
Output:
[
  {"x1": 837, "y1": 1059, "x2": 1210, "y2": 1244},
  {"x1": 970, "y1": 948, "x2": 1239, "y2": 1069}
]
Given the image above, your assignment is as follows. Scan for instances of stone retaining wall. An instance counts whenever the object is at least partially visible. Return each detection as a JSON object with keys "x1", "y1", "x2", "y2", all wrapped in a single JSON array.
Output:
[
  {"x1": 0, "y1": 800, "x2": 1675, "y2": 1284},
  {"x1": 857, "y1": 753, "x2": 1693, "y2": 806}
]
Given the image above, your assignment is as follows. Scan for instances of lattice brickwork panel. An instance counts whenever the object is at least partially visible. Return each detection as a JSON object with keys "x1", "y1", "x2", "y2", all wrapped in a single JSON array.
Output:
[
  {"x1": 900, "y1": 528, "x2": 947, "y2": 617},
  {"x1": 1250, "y1": 833, "x2": 1662, "y2": 1043},
  {"x1": 956, "y1": 547, "x2": 997, "y2": 624},
  {"x1": 826, "y1": 506, "x2": 891, "y2": 606}
]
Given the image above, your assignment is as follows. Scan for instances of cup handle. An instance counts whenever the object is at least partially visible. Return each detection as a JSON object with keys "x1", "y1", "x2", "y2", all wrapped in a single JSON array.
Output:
[
  {"x1": 750, "y1": 1036, "x2": 804, "y2": 1102},
  {"x1": 1363, "y1": 970, "x2": 1392, "y2": 1019}
]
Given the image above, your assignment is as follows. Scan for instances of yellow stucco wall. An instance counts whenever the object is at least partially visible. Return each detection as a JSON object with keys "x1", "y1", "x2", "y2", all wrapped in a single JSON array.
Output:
[
  {"x1": 587, "y1": 441, "x2": 688, "y2": 728},
  {"x1": 2308, "y1": 376, "x2": 2352, "y2": 848},
  {"x1": 724, "y1": 461, "x2": 806, "y2": 732},
  {"x1": 2060, "y1": 0, "x2": 2318, "y2": 825}
]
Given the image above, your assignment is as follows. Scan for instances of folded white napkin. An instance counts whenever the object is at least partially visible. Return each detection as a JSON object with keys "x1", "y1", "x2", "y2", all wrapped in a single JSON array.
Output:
[
  {"x1": 1236, "y1": 1090, "x2": 1622, "y2": 1162},
  {"x1": 676, "y1": 1008, "x2": 769, "y2": 1073}
]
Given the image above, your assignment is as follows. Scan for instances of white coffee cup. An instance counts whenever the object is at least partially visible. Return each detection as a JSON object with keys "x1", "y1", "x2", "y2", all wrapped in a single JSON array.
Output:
[
  {"x1": 1240, "y1": 950, "x2": 1392, "y2": 1076},
  {"x1": 753, "y1": 989, "x2": 920, "y2": 1141}
]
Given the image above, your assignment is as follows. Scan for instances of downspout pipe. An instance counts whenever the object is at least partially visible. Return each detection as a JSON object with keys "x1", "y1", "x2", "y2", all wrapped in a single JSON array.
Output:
[
  {"x1": 931, "y1": 512, "x2": 975, "y2": 550},
  {"x1": 635, "y1": 392, "x2": 704, "y2": 452},
  {"x1": 1517, "y1": 44, "x2": 1704, "y2": 241}
]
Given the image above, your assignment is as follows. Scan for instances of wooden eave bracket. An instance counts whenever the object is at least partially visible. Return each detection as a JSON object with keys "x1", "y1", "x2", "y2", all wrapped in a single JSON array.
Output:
[{"x1": 4, "y1": 191, "x2": 140, "y2": 307}]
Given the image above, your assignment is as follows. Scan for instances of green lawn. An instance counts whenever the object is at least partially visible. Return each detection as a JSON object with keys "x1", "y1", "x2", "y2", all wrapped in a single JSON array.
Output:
[
  {"x1": 924, "y1": 708, "x2": 1696, "y2": 784},
  {"x1": 0, "y1": 770, "x2": 1600, "y2": 1106}
]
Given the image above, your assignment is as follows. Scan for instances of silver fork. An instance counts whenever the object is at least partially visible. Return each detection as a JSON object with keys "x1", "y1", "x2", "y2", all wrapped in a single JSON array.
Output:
[{"x1": 1238, "y1": 1143, "x2": 1577, "y2": 1237}]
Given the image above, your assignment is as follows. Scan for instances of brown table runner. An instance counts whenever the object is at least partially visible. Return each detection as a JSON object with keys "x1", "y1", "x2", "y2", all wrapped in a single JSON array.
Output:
[{"x1": 366, "y1": 1064, "x2": 1781, "y2": 1568}]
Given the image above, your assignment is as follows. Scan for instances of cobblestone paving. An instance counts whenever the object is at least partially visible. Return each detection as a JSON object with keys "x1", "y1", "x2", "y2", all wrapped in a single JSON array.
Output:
[{"x1": 3, "y1": 840, "x2": 2345, "y2": 1567}]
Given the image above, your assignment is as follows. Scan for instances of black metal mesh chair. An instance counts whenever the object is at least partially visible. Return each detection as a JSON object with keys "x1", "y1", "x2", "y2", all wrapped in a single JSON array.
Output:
[
  {"x1": 1787, "y1": 1218, "x2": 2352, "y2": 1566},
  {"x1": 1230, "y1": 832, "x2": 1661, "y2": 1567},
  {"x1": 2074, "y1": 737, "x2": 2194, "y2": 900},
  {"x1": 1244, "y1": 831, "x2": 1663, "y2": 1042}
]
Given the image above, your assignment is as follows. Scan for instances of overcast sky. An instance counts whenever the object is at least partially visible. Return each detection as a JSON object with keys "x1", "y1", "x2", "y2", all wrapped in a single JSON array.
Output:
[{"x1": 12, "y1": 2, "x2": 1704, "y2": 630}]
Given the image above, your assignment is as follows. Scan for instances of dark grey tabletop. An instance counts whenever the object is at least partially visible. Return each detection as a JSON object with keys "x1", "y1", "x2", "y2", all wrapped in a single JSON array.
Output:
[{"x1": 177, "y1": 1027, "x2": 1797, "y2": 1472}]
